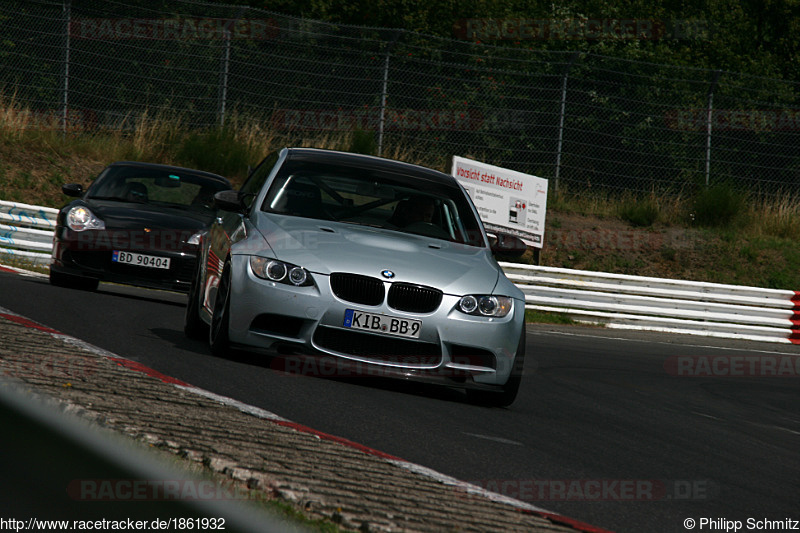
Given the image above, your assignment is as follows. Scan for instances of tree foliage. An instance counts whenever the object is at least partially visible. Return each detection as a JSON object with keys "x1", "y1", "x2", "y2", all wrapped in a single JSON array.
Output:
[{"x1": 241, "y1": 0, "x2": 800, "y2": 81}]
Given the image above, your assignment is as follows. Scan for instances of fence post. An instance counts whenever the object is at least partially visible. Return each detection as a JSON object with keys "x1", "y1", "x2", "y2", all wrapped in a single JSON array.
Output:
[
  {"x1": 62, "y1": 0, "x2": 71, "y2": 137},
  {"x1": 218, "y1": 29, "x2": 231, "y2": 127},
  {"x1": 705, "y1": 70, "x2": 722, "y2": 187},
  {"x1": 218, "y1": 8, "x2": 248, "y2": 128},
  {"x1": 377, "y1": 53, "x2": 390, "y2": 157},
  {"x1": 377, "y1": 30, "x2": 401, "y2": 157},
  {"x1": 553, "y1": 52, "x2": 579, "y2": 194}
]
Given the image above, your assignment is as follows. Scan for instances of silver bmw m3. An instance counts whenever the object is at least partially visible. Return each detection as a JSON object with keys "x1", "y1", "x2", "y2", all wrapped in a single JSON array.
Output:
[{"x1": 185, "y1": 148, "x2": 527, "y2": 406}]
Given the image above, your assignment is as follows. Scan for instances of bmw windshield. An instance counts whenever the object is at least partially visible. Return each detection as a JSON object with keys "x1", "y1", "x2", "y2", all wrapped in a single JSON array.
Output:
[{"x1": 261, "y1": 160, "x2": 486, "y2": 247}]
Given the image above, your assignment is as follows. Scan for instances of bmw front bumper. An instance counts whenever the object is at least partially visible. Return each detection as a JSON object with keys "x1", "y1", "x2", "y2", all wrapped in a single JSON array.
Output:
[{"x1": 225, "y1": 254, "x2": 525, "y2": 387}]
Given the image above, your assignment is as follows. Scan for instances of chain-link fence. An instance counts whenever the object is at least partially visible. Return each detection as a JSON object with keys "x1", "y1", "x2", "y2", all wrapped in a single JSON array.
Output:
[{"x1": 2, "y1": 0, "x2": 799, "y2": 196}]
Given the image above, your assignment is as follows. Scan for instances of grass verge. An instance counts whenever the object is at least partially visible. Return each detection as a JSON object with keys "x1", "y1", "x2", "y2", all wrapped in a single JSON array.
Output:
[
  {"x1": 0, "y1": 255, "x2": 50, "y2": 275},
  {"x1": 524, "y1": 309, "x2": 580, "y2": 325}
]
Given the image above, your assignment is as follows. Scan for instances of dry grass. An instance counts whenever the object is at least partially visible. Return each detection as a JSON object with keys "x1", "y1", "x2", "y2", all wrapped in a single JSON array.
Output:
[
  {"x1": 550, "y1": 182, "x2": 799, "y2": 242},
  {"x1": 746, "y1": 194, "x2": 800, "y2": 240}
]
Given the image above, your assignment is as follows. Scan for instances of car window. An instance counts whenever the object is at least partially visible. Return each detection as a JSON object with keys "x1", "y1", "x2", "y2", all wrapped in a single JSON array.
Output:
[
  {"x1": 240, "y1": 151, "x2": 279, "y2": 208},
  {"x1": 86, "y1": 166, "x2": 228, "y2": 213},
  {"x1": 261, "y1": 160, "x2": 485, "y2": 247}
]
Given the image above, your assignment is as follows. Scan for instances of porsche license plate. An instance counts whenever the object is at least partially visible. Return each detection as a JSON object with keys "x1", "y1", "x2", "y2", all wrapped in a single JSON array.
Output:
[
  {"x1": 113, "y1": 251, "x2": 171, "y2": 270},
  {"x1": 343, "y1": 309, "x2": 421, "y2": 339}
]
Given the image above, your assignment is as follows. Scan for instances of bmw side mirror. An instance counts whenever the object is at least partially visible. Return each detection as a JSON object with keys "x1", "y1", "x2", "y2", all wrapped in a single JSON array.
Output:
[
  {"x1": 489, "y1": 232, "x2": 528, "y2": 257},
  {"x1": 213, "y1": 190, "x2": 248, "y2": 213},
  {"x1": 62, "y1": 183, "x2": 84, "y2": 197}
]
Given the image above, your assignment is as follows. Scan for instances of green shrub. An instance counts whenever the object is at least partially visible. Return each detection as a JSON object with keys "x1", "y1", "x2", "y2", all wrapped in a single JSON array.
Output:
[
  {"x1": 691, "y1": 184, "x2": 746, "y2": 227},
  {"x1": 176, "y1": 126, "x2": 251, "y2": 178},
  {"x1": 619, "y1": 197, "x2": 659, "y2": 227},
  {"x1": 348, "y1": 129, "x2": 378, "y2": 155},
  {"x1": 660, "y1": 246, "x2": 677, "y2": 262}
]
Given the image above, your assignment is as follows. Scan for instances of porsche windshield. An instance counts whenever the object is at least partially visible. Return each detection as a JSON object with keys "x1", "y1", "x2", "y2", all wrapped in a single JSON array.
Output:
[
  {"x1": 87, "y1": 166, "x2": 227, "y2": 213},
  {"x1": 261, "y1": 161, "x2": 486, "y2": 247}
]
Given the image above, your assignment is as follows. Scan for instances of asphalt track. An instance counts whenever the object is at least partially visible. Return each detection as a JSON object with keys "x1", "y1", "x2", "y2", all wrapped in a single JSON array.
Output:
[{"x1": 1, "y1": 270, "x2": 799, "y2": 533}]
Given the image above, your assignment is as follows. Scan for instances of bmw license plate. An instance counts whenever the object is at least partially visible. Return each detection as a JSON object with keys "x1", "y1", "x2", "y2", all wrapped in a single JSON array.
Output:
[
  {"x1": 113, "y1": 250, "x2": 171, "y2": 270},
  {"x1": 343, "y1": 309, "x2": 421, "y2": 339}
]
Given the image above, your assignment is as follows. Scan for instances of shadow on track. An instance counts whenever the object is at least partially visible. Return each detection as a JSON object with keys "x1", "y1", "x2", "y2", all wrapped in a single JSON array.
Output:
[{"x1": 149, "y1": 325, "x2": 471, "y2": 405}]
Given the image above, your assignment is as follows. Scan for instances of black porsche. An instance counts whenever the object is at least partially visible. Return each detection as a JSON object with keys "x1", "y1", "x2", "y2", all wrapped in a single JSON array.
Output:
[{"x1": 49, "y1": 161, "x2": 232, "y2": 292}]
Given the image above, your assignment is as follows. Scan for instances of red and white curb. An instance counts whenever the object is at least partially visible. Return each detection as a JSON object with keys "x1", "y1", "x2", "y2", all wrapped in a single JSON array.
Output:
[
  {"x1": 793, "y1": 293, "x2": 800, "y2": 345},
  {"x1": 0, "y1": 264, "x2": 48, "y2": 276},
  {"x1": 0, "y1": 301, "x2": 610, "y2": 533}
]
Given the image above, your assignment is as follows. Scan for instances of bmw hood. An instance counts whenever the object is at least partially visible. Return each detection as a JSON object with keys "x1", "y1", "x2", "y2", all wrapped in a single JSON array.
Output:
[{"x1": 251, "y1": 214, "x2": 502, "y2": 295}]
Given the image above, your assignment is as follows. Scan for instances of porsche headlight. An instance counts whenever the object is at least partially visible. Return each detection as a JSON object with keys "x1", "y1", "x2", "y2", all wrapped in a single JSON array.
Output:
[
  {"x1": 250, "y1": 256, "x2": 313, "y2": 287},
  {"x1": 186, "y1": 230, "x2": 204, "y2": 246},
  {"x1": 66, "y1": 206, "x2": 105, "y2": 232},
  {"x1": 457, "y1": 295, "x2": 513, "y2": 317}
]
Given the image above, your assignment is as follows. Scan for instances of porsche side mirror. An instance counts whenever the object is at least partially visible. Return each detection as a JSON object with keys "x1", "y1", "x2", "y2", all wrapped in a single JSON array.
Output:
[{"x1": 62, "y1": 183, "x2": 84, "y2": 197}]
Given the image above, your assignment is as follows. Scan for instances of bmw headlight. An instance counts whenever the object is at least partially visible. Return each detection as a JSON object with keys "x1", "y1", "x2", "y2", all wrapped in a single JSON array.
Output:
[
  {"x1": 250, "y1": 256, "x2": 313, "y2": 287},
  {"x1": 457, "y1": 295, "x2": 513, "y2": 317},
  {"x1": 66, "y1": 206, "x2": 105, "y2": 232}
]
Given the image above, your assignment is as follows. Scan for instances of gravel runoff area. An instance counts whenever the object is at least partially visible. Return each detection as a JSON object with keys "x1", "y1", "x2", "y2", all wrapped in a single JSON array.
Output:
[{"x1": 0, "y1": 302, "x2": 605, "y2": 533}]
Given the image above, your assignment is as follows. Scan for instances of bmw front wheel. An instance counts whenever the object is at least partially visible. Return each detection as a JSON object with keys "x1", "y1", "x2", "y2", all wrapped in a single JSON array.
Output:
[
  {"x1": 209, "y1": 261, "x2": 233, "y2": 357},
  {"x1": 184, "y1": 262, "x2": 208, "y2": 340},
  {"x1": 466, "y1": 327, "x2": 525, "y2": 408}
]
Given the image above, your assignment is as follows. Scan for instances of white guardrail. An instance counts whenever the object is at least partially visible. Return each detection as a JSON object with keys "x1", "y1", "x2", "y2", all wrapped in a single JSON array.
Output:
[
  {"x1": 500, "y1": 262, "x2": 800, "y2": 345},
  {"x1": 0, "y1": 200, "x2": 59, "y2": 265},
  {"x1": 1, "y1": 200, "x2": 798, "y2": 344}
]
